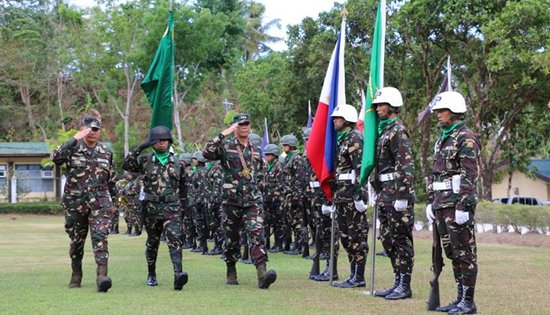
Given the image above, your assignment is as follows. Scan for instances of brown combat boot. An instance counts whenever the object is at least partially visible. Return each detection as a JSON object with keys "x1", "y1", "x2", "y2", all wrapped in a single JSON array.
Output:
[
  {"x1": 69, "y1": 264, "x2": 82, "y2": 288},
  {"x1": 256, "y1": 263, "x2": 277, "y2": 289},
  {"x1": 96, "y1": 264, "x2": 112, "y2": 292},
  {"x1": 226, "y1": 262, "x2": 238, "y2": 285}
]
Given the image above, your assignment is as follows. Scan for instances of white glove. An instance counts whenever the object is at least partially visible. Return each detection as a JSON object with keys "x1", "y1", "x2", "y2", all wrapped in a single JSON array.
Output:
[
  {"x1": 354, "y1": 200, "x2": 366, "y2": 213},
  {"x1": 455, "y1": 210, "x2": 469, "y2": 225},
  {"x1": 321, "y1": 204, "x2": 332, "y2": 215},
  {"x1": 394, "y1": 199, "x2": 408, "y2": 211},
  {"x1": 425, "y1": 204, "x2": 435, "y2": 224}
]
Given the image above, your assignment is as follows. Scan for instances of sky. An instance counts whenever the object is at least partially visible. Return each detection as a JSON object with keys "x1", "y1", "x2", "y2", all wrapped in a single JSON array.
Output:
[{"x1": 68, "y1": 0, "x2": 346, "y2": 51}]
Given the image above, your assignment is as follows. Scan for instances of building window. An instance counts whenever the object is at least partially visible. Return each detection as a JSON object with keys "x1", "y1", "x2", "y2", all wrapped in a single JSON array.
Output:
[
  {"x1": 15, "y1": 164, "x2": 54, "y2": 193},
  {"x1": 0, "y1": 164, "x2": 6, "y2": 194}
]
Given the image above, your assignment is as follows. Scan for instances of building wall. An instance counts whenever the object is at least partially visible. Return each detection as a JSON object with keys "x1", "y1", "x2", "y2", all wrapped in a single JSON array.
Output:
[
  {"x1": 0, "y1": 156, "x2": 58, "y2": 203},
  {"x1": 492, "y1": 171, "x2": 550, "y2": 202}
]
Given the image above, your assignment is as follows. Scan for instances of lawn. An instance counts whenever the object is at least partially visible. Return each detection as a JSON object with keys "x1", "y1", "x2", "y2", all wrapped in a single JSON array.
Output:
[{"x1": 1, "y1": 214, "x2": 549, "y2": 315}]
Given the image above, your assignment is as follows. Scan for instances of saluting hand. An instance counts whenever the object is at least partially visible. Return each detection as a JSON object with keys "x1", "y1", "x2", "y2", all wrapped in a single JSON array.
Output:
[
  {"x1": 221, "y1": 123, "x2": 239, "y2": 137},
  {"x1": 74, "y1": 127, "x2": 91, "y2": 140}
]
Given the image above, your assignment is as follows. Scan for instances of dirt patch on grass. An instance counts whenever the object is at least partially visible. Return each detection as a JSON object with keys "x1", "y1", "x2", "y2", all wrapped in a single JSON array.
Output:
[{"x1": 414, "y1": 230, "x2": 550, "y2": 248}]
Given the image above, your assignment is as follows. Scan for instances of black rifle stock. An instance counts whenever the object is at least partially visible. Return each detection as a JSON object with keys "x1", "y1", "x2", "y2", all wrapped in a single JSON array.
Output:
[
  {"x1": 427, "y1": 221, "x2": 444, "y2": 311},
  {"x1": 309, "y1": 221, "x2": 322, "y2": 279}
]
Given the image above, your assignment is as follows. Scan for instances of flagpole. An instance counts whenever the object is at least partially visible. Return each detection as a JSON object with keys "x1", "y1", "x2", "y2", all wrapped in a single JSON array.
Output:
[
  {"x1": 446, "y1": 56, "x2": 452, "y2": 91},
  {"x1": 379, "y1": 0, "x2": 386, "y2": 86},
  {"x1": 169, "y1": 0, "x2": 173, "y2": 11}
]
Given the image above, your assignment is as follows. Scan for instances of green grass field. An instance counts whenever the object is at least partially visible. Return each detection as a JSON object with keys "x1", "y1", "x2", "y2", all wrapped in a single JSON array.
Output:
[{"x1": 1, "y1": 214, "x2": 549, "y2": 315}]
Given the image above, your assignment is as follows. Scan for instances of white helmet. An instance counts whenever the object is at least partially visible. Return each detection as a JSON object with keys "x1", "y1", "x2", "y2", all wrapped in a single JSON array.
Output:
[
  {"x1": 431, "y1": 91, "x2": 467, "y2": 113},
  {"x1": 331, "y1": 104, "x2": 358, "y2": 123},
  {"x1": 372, "y1": 87, "x2": 403, "y2": 107}
]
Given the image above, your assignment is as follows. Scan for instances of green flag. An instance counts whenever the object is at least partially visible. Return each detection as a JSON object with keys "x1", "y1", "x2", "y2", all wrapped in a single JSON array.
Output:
[
  {"x1": 359, "y1": 0, "x2": 385, "y2": 185},
  {"x1": 141, "y1": 11, "x2": 174, "y2": 130}
]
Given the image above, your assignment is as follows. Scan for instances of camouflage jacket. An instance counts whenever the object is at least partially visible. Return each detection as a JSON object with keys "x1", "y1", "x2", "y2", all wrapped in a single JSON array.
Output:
[
  {"x1": 305, "y1": 157, "x2": 328, "y2": 207},
  {"x1": 428, "y1": 123, "x2": 481, "y2": 211},
  {"x1": 122, "y1": 147, "x2": 184, "y2": 206},
  {"x1": 52, "y1": 138, "x2": 117, "y2": 203},
  {"x1": 180, "y1": 163, "x2": 192, "y2": 207},
  {"x1": 282, "y1": 151, "x2": 308, "y2": 200},
  {"x1": 332, "y1": 129, "x2": 363, "y2": 203},
  {"x1": 124, "y1": 176, "x2": 142, "y2": 196},
  {"x1": 189, "y1": 165, "x2": 208, "y2": 206},
  {"x1": 203, "y1": 134, "x2": 263, "y2": 207},
  {"x1": 207, "y1": 162, "x2": 224, "y2": 205},
  {"x1": 263, "y1": 159, "x2": 284, "y2": 203},
  {"x1": 374, "y1": 118, "x2": 416, "y2": 205}
]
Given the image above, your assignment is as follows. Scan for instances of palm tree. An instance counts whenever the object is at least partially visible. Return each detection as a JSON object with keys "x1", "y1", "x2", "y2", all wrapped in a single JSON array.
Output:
[{"x1": 242, "y1": 1, "x2": 282, "y2": 61}]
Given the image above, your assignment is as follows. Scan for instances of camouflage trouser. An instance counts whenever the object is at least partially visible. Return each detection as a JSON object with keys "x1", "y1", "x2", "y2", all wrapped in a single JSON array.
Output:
[
  {"x1": 192, "y1": 203, "x2": 208, "y2": 243},
  {"x1": 143, "y1": 202, "x2": 183, "y2": 267},
  {"x1": 315, "y1": 205, "x2": 339, "y2": 256},
  {"x1": 126, "y1": 198, "x2": 142, "y2": 228},
  {"x1": 221, "y1": 203, "x2": 267, "y2": 265},
  {"x1": 182, "y1": 203, "x2": 195, "y2": 242},
  {"x1": 285, "y1": 198, "x2": 305, "y2": 247},
  {"x1": 63, "y1": 193, "x2": 113, "y2": 266},
  {"x1": 208, "y1": 202, "x2": 223, "y2": 240},
  {"x1": 378, "y1": 204, "x2": 415, "y2": 275},
  {"x1": 335, "y1": 201, "x2": 369, "y2": 264},
  {"x1": 435, "y1": 207, "x2": 478, "y2": 287},
  {"x1": 264, "y1": 200, "x2": 283, "y2": 245}
]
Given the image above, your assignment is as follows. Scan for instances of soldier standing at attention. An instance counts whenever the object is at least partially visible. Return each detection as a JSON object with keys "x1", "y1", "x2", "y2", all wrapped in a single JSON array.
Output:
[
  {"x1": 179, "y1": 153, "x2": 196, "y2": 249},
  {"x1": 263, "y1": 143, "x2": 285, "y2": 253},
  {"x1": 190, "y1": 151, "x2": 209, "y2": 254},
  {"x1": 329, "y1": 104, "x2": 369, "y2": 289},
  {"x1": 281, "y1": 134, "x2": 308, "y2": 255},
  {"x1": 426, "y1": 91, "x2": 480, "y2": 314},
  {"x1": 371, "y1": 87, "x2": 416, "y2": 300},
  {"x1": 203, "y1": 113, "x2": 277, "y2": 289},
  {"x1": 124, "y1": 172, "x2": 143, "y2": 236},
  {"x1": 205, "y1": 160, "x2": 225, "y2": 256},
  {"x1": 122, "y1": 126, "x2": 188, "y2": 291},
  {"x1": 52, "y1": 110, "x2": 117, "y2": 292}
]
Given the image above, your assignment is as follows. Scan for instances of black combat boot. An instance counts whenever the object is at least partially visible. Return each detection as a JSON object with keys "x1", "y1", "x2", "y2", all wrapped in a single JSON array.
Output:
[
  {"x1": 284, "y1": 242, "x2": 301, "y2": 255},
  {"x1": 226, "y1": 262, "x2": 238, "y2": 285},
  {"x1": 146, "y1": 264, "x2": 158, "y2": 286},
  {"x1": 69, "y1": 261, "x2": 82, "y2": 288},
  {"x1": 374, "y1": 272, "x2": 399, "y2": 297},
  {"x1": 124, "y1": 225, "x2": 132, "y2": 235},
  {"x1": 131, "y1": 225, "x2": 142, "y2": 236},
  {"x1": 313, "y1": 257, "x2": 339, "y2": 281},
  {"x1": 448, "y1": 286, "x2": 477, "y2": 314},
  {"x1": 385, "y1": 273, "x2": 412, "y2": 300},
  {"x1": 436, "y1": 277, "x2": 463, "y2": 312},
  {"x1": 96, "y1": 264, "x2": 112, "y2": 292},
  {"x1": 173, "y1": 264, "x2": 188, "y2": 291},
  {"x1": 111, "y1": 223, "x2": 119, "y2": 234},
  {"x1": 257, "y1": 263, "x2": 277, "y2": 289},
  {"x1": 240, "y1": 244, "x2": 253, "y2": 264},
  {"x1": 182, "y1": 235, "x2": 194, "y2": 249},
  {"x1": 335, "y1": 260, "x2": 365, "y2": 288}
]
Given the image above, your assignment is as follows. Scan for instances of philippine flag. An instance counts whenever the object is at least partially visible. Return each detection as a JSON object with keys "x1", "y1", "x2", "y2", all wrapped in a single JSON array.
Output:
[{"x1": 306, "y1": 17, "x2": 346, "y2": 201}]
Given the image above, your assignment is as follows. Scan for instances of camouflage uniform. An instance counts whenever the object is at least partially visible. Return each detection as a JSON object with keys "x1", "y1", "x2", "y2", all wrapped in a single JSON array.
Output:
[
  {"x1": 281, "y1": 150, "x2": 309, "y2": 254},
  {"x1": 124, "y1": 174, "x2": 143, "y2": 235},
  {"x1": 374, "y1": 118, "x2": 416, "y2": 278},
  {"x1": 52, "y1": 137, "x2": 117, "y2": 287},
  {"x1": 190, "y1": 163, "x2": 209, "y2": 253},
  {"x1": 116, "y1": 178, "x2": 129, "y2": 231},
  {"x1": 203, "y1": 134, "x2": 267, "y2": 265},
  {"x1": 331, "y1": 129, "x2": 369, "y2": 286},
  {"x1": 181, "y1": 161, "x2": 195, "y2": 248},
  {"x1": 206, "y1": 161, "x2": 224, "y2": 254},
  {"x1": 263, "y1": 156, "x2": 285, "y2": 251},
  {"x1": 428, "y1": 122, "x2": 480, "y2": 289},
  {"x1": 122, "y1": 147, "x2": 186, "y2": 279}
]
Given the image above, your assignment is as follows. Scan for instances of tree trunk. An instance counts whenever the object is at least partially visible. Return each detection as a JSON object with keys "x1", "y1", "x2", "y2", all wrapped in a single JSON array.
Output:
[
  {"x1": 20, "y1": 84, "x2": 37, "y2": 139},
  {"x1": 173, "y1": 77, "x2": 184, "y2": 152},
  {"x1": 57, "y1": 74, "x2": 66, "y2": 132}
]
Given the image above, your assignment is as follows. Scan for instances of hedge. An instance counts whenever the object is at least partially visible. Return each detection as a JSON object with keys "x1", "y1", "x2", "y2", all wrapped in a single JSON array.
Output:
[{"x1": 0, "y1": 202, "x2": 63, "y2": 215}]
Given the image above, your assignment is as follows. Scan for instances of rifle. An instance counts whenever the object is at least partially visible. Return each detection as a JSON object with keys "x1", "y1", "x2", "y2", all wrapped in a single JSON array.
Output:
[
  {"x1": 427, "y1": 221, "x2": 444, "y2": 311},
  {"x1": 309, "y1": 219, "x2": 322, "y2": 279},
  {"x1": 302, "y1": 209, "x2": 310, "y2": 258}
]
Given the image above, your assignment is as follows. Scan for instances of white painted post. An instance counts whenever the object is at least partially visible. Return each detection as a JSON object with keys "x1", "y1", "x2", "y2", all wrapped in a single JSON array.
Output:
[{"x1": 10, "y1": 174, "x2": 17, "y2": 203}]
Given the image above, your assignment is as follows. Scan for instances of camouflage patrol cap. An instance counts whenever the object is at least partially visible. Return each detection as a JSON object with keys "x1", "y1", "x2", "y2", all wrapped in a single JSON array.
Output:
[
  {"x1": 82, "y1": 115, "x2": 101, "y2": 129},
  {"x1": 233, "y1": 113, "x2": 251, "y2": 124}
]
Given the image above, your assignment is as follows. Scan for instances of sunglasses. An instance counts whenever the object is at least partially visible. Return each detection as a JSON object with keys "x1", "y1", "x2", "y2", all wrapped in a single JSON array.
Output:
[
  {"x1": 238, "y1": 122, "x2": 250, "y2": 126},
  {"x1": 91, "y1": 127, "x2": 100, "y2": 132}
]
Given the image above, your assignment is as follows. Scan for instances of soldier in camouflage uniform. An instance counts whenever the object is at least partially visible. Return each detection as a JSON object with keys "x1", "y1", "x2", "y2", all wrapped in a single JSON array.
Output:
[
  {"x1": 52, "y1": 111, "x2": 116, "y2": 292},
  {"x1": 262, "y1": 143, "x2": 285, "y2": 253},
  {"x1": 370, "y1": 87, "x2": 416, "y2": 300},
  {"x1": 179, "y1": 153, "x2": 195, "y2": 249},
  {"x1": 110, "y1": 173, "x2": 120, "y2": 234},
  {"x1": 203, "y1": 113, "x2": 277, "y2": 289},
  {"x1": 190, "y1": 151, "x2": 209, "y2": 254},
  {"x1": 281, "y1": 134, "x2": 309, "y2": 255},
  {"x1": 116, "y1": 175, "x2": 129, "y2": 234},
  {"x1": 426, "y1": 91, "x2": 480, "y2": 314},
  {"x1": 205, "y1": 160, "x2": 224, "y2": 255},
  {"x1": 122, "y1": 126, "x2": 188, "y2": 291},
  {"x1": 329, "y1": 104, "x2": 369, "y2": 288},
  {"x1": 124, "y1": 172, "x2": 143, "y2": 236}
]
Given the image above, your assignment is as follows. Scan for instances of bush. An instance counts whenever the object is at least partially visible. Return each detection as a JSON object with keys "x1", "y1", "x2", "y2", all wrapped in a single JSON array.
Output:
[{"x1": 0, "y1": 202, "x2": 63, "y2": 215}]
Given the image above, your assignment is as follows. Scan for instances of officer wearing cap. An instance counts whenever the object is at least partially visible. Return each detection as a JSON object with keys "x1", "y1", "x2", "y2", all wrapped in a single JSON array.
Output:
[
  {"x1": 122, "y1": 125, "x2": 189, "y2": 291},
  {"x1": 426, "y1": 91, "x2": 480, "y2": 314},
  {"x1": 328, "y1": 104, "x2": 369, "y2": 288},
  {"x1": 371, "y1": 87, "x2": 416, "y2": 300},
  {"x1": 52, "y1": 110, "x2": 117, "y2": 292},
  {"x1": 203, "y1": 113, "x2": 277, "y2": 289}
]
